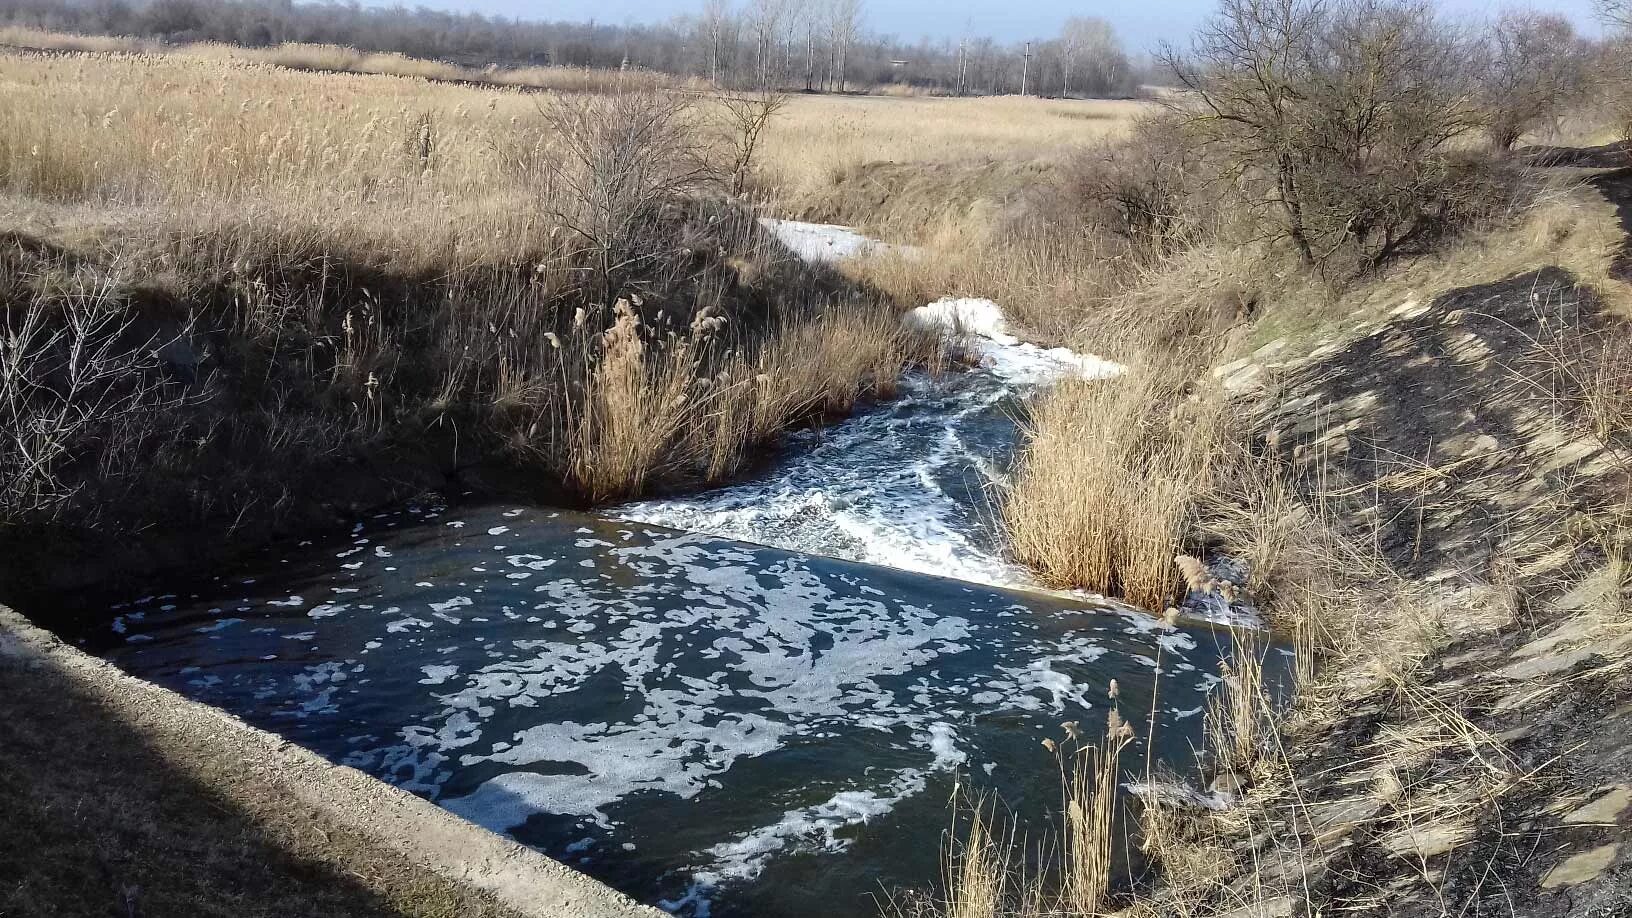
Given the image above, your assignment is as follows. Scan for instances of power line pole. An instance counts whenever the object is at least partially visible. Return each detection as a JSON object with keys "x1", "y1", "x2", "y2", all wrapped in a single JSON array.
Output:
[
  {"x1": 956, "y1": 37, "x2": 967, "y2": 96},
  {"x1": 1020, "y1": 41, "x2": 1031, "y2": 96}
]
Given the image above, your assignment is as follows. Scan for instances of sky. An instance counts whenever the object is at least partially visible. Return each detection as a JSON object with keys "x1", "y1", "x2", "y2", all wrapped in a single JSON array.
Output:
[{"x1": 417, "y1": 0, "x2": 1603, "y2": 52}]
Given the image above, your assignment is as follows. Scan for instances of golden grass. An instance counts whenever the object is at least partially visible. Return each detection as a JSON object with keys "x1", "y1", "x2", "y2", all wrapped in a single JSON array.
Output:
[
  {"x1": 1002, "y1": 364, "x2": 1226, "y2": 612},
  {"x1": 758, "y1": 95, "x2": 1149, "y2": 230},
  {"x1": 900, "y1": 713, "x2": 1134, "y2": 918},
  {"x1": 0, "y1": 26, "x2": 687, "y2": 94},
  {"x1": 0, "y1": 45, "x2": 926, "y2": 513},
  {"x1": 0, "y1": 25, "x2": 151, "y2": 53}
]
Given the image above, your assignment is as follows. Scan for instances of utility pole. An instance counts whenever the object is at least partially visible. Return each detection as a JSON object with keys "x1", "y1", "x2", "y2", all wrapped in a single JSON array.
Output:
[
  {"x1": 1020, "y1": 41, "x2": 1031, "y2": 96},
  {"x1": 956, "y1": 37, "x2": 967, "y2": 96}
]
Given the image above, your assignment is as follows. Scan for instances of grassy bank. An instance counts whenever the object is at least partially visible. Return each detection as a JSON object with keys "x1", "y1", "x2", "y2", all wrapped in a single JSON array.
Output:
[
  {"x1": 0, "y1": 47, "x2": 931, "y2": 597},
  {"x1": 804, "y1": 2, "x2": 1632, "y2": 914}
]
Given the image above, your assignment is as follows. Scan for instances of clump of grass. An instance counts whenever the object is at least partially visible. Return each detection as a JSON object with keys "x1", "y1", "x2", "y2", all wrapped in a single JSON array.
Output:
[
  {"x1": 1204, "y1": 641, "x2": 1273, "y2": 776},
  {"x1": 901, "y1": 707, "x2": 1137, "y2": 918},
  {"x1": 1003, "y1": 361, "x2": 1226, "y2": 612},
  {"x1": 1059, "y1": 710, "x2": 1137, "y2": 915}
]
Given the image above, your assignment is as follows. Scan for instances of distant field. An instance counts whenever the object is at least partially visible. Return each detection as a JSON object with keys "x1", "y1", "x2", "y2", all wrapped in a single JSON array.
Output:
[
  {"x1": 762, "y1": 94, "x2": 1151, "y2": 198},
  {"x1": 0, "y1": 24, "x2": 1150, "y2": 212}
]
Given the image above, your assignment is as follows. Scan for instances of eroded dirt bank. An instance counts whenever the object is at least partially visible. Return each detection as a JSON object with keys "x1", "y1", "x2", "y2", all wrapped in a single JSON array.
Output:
[
  {"x1": 1166, "y1": 167, "x2": 1632, "y2": 917},
  {"x1": 0, "y1": 605, "x2": 663, "y2": 918}
]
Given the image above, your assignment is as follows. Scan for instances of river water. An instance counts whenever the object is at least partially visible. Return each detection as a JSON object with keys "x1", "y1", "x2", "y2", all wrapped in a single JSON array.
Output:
[{"x1": 64, "y1": 225, "x2": 1270, "y2": 917}]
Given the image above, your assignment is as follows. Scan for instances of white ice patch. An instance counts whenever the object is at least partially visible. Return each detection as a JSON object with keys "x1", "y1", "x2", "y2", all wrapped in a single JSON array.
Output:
[
  {"x1": 905, "y1": 297, "x2": 1126, "y2": 384},
  {"x1": 903, "y1": 297, "x2": 1019, "y2": 345},
  {"x1": 758, "y1": 218, "x2": 918, "y2": 264}
]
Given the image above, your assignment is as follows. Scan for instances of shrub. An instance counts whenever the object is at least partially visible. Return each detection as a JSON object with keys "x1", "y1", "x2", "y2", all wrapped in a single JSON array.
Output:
[
  {"x1": 533, "y1": 90, "x2": 718, "y2": 303},
  {"x1": 1065, "y1": 112, "x2": 1213, "y2": 260},
  {"x1": 1479, "y1": 12, "x2": 1588, "y2": 151},
  {"x1": 1164, "y1": 0, "x2": 1491, "y2": 275}
]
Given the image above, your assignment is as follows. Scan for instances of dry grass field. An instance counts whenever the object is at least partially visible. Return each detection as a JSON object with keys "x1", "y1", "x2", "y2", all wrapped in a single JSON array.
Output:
[
  {"x1": 760, "y1": 94, "x2": 1148, "y2": 199},
  {"x1": 0, "y1": 43, "x2": 926, "y2": 574},
  {"x1": 0, "y1": 25, "x2": 689, "y2": 92}
]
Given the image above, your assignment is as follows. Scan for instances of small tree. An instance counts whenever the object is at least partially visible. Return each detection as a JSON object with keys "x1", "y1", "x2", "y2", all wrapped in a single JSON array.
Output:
[
  {"x1": 717, "y1": 90, "x2": 787, "y2": 197},
  {"x1": 1480, "y1": 11, "x2": 1587, "y2": 151},
  {"x1": 536, "y1": 92, "x2": 716, "y2": 302},
  {"x1": 1165, "y1": 0, "x2": 1486, "y2": 273}
]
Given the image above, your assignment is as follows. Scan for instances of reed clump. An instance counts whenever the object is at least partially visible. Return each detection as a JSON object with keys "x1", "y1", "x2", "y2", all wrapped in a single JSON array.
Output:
[
  {"x1": 899, "y1": 706, "x2": 1137, "y2": 918},
  {"x1": 1003, "y1": 361, "x2": 1227, "y2": 612}
]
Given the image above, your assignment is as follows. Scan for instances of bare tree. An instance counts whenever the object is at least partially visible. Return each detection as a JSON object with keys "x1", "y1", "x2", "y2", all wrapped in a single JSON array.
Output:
[
  {"x1": 717, "y1": 90, "x2": 788, "y2": 195},
  {"x1": 1598, "y1": 0, "x2": 1632, "y2": 32},
  {"x1": 1480, "y1": 11, "x2": 1587, "y2": 150},
  {"x1": 1165, "y1": 0, "x2": 1486, "y2": 271},
  {"x1": 827, "y1": 0, "x2": 863, "y2": 93},
  {"x1": 745, "y1": 0, "x2": 787, "y2": 88},
  {"x1": 536, "y1": 92, "x2": 717, "y2": 301},
  {"x1": 700, "y1": 0, "x2": 735, "y2": 86},
  {"x1": 1059, "y1": 17, "x2": 1122, "y2": 97}
]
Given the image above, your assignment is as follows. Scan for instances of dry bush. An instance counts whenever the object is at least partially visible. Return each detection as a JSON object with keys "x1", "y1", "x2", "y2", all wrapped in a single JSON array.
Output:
[
  {"x1": 533, "y1": 90, "x2": 718, "y2": 301},
  {"x1": 1479, "y1": 12, "x2": 1589, "y2": 151},
  {"x1": 1166, "y1": 0, "x2": 1496, "y2": 275},
  {"x1": 1003, "y1": 362, "x2": 1227, "y2": 611},
  {"x1": 0, "y1": 275, "x2": 175, "y2": 523},
  {"x1": 716, "y1": 90, "x2": 788, "y2": 197},
  {"x1": 1063, "y1": 112, "x2": 1215, "y2": 259}
]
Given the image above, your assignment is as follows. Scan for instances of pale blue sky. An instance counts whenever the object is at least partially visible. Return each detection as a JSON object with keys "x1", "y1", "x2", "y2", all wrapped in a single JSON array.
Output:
[{"x1": 419, "y1": 0, "x2": 1602, "y2": 51}]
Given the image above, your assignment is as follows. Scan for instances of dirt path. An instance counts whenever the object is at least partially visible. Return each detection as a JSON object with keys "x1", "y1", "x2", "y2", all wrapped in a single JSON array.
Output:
[{"x1": 0, "y1": 606, "x2": 663, "y2": 918}]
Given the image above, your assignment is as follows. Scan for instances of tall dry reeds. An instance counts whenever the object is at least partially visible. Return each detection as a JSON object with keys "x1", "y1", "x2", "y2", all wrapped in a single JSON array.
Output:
[
  {"x1": 0, "y1": 46, "x2": 928, "y2": 544},
  {"x1": 900, "y1": 710, "x2": 1137, "y2": 918},
  {"x1": 1003, "y1": 362, "x2": 1227, "y2": 612}
]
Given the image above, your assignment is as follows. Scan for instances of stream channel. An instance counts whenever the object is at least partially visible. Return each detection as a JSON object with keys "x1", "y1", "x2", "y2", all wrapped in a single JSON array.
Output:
[{"x1": 61, "y1": 222, "x2": 1274, "y2": 918}]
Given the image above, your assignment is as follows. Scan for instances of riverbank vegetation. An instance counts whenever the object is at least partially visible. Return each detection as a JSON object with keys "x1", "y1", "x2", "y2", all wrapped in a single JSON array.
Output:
[
  {"x1": 0, "y1": 46, "x2": 931, "y2": 594},
  {"x1": 856, "y1": 0, "x2": 1632, "y2": 914},
  {"x1": 6, "y1": 0, "x2": 1632, "y2": 916}
]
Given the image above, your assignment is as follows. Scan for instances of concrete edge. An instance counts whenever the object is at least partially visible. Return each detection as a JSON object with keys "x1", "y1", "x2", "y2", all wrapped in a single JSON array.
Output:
[{"x1": 0, "y1": 605, "x2": 666, "y2": 918}]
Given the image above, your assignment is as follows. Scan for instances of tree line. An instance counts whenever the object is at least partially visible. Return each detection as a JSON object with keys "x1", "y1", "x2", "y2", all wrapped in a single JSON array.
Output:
[{"x1": 0, "y1": 0, "x2": 1144, "y2": 96}]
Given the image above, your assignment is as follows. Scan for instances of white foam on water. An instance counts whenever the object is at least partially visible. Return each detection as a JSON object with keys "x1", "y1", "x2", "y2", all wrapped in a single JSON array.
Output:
[
  {"x1": 105, "y1": 495, "x2": 1245, "y2": 915},
  {"x1": 617, "y1": 295, "x2": 1124, "y2": 600}
]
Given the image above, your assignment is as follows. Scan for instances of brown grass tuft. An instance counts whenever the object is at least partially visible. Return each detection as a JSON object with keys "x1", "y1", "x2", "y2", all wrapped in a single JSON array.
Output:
[{"x1": 1003, "y1": 362, "x2": 1226, "y2": 611}]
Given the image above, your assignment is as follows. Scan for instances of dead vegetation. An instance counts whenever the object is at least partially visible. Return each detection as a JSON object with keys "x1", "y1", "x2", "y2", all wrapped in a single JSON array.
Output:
[
  {"x1": 886, "y1": 0, "x2": 1632, "y2": 914},
  {"x1": 1002, "y1": 361, "x2": 1226, "y2": 612},
  {"x1": 0, "y1": 47, "x2": 930, "y2": 592}
]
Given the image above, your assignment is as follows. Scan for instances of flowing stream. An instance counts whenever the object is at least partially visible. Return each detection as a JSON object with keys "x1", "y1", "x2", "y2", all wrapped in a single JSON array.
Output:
[{"x1": 62, "y1": 222, "x2": 1272, "y2": 918}]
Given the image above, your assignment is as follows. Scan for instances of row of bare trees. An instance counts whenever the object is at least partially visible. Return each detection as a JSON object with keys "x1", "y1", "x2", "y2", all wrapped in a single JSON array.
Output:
[{"x1": 0, "y1": 0, "x2": 1139, "y2": 97}]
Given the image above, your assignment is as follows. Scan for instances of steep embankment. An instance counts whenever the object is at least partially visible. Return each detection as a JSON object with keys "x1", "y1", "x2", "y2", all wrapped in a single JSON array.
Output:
[{"x1": 1170, "y1": 164, "x2": 1632, "y2": 917}]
